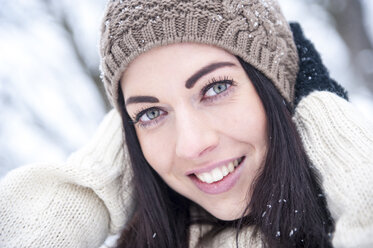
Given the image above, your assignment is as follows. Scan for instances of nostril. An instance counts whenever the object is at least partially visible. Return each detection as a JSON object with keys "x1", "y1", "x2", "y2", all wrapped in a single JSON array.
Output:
[
  {"x1": 175, "y1": 140, "x2": 218, "y2": 160},
  {"x1": 174, "y1": 115, "x2": 219, "y2": 159},
  {"x1": 197, "y1": 144, "x2": 217, "y2": 157}
]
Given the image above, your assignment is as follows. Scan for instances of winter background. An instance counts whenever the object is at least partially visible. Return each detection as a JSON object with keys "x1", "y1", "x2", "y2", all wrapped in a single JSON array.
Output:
[
  {"x1": 1, "y1": 0, "x2": 373, "y2": 176},
  {"x1": 0, "y1": 0, "x2": 372, "y2": 246}
]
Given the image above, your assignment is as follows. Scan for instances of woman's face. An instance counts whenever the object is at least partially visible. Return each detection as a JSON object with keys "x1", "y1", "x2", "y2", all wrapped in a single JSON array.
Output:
[{"x1": 121, "y1": 43, "x2": 268, "y2": 220}]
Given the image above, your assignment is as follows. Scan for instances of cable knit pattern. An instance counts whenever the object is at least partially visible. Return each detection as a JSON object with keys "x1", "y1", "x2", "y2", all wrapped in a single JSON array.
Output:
[
  {"x1": 293, "y1": 91, "x2": 373, "y2": 248},
  {"x1": 99, "y1": 0, "x2": 299, "y2": 109},
  {"x1": 0, "y1": 110, "x2": 134, "y2": 248},
  {"x1": 0, "y1": 91, "x2": 372, "y2": 247}
]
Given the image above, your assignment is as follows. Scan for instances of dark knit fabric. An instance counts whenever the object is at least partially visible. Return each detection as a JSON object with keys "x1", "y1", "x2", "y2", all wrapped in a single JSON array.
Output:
[{"x1": 291, "y1": 22, "x2": 349, "y2": 106}]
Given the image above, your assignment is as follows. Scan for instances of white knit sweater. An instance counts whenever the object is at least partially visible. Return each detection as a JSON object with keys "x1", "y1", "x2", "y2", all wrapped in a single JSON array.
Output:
[{"x1": 0, "y1": 91, "x2": 372, "y2": 248}]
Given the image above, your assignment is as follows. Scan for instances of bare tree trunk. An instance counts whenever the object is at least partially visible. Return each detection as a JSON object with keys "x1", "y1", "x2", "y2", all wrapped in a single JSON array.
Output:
[
  {"x1": 42, "y1": 0, "x2": 112, "y2": 111},
  {"x1": 317, "y1": 0, "x2": 373, "y2": 93},
  {"x1": 60, "y1": 16, "x2": 112, "y2": 111}
]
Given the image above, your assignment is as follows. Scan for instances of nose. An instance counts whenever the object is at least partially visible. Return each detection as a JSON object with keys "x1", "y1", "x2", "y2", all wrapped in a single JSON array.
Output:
[{"x1": 174, "y1": 107, "x2": 219, "y2": 160}]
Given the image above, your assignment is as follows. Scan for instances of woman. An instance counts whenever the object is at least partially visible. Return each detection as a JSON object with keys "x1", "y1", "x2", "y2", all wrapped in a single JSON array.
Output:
[
  {"x1": 116, "y1": 42, "x2": 335, "y2": 248},
  {"x1": 0, "y1": 0, "x2": 372, "y2": 247}
]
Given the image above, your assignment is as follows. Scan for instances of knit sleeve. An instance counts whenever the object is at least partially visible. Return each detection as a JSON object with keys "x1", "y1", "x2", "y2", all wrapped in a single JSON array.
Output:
[
  {"x1": 293, "y1": 91, "x2": 373, "y2": 248},
  {"x1": 0, "y1": 109, "x2": 135, "y2": 248}
]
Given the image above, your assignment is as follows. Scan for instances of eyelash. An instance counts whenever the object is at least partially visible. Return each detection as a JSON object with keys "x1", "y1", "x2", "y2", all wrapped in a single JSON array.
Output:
[
  {"x1": 201, "y1": 76, "x2": 236, "y2": 102},
  {"x1": 132, "y1": 76, "x2": 236, "y2": 128},
  {"x1": 131, "y1": 106, "x2": 166, "y2": 128}
]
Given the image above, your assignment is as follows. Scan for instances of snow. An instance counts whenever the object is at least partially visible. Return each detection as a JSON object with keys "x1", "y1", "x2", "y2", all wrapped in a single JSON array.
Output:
[
  {"x1": 0, "y1": 0, "x2": 107, "y2": 177},
  {"x1": 0, "y1": 0, "x2": 372, "y2": 246},
  {"x1": 0, "y1": 0, "x2": 371, "y2": 178},
  {"x1": 279, "y1": 0, "x2": 373, "y2": 123}
]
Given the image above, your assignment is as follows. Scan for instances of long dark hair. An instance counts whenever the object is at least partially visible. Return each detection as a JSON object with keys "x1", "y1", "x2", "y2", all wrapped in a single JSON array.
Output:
[{"x1": 115, "y1": 57, "x2": 334, "y2": 248}]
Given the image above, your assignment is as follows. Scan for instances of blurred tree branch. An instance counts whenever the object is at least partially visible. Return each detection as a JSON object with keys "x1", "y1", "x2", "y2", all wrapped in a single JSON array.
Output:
[
  {"x1": 42, "y1": 0, "x2": 111, "y2": 111},
  {"x1": 314, "y1": 0, "x2": 373, "y2": 93}
]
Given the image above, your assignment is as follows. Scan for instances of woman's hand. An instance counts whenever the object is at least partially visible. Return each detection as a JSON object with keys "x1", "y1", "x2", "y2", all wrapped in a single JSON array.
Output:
[{"x1": 290, "y1": 22, "x2": 348, "y2": 106}]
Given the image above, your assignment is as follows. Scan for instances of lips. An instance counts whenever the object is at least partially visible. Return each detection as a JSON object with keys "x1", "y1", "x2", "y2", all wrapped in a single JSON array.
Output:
[
  {"x1": 194, "y1": 157, "x2": 244, "y2": 184},
  {"x1": 189, "y1": 156, "x2": 246, "y2": 194}
]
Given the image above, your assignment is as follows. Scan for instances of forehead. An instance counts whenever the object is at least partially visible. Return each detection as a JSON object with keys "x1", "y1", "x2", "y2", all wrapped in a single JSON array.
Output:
[{"x1": 121, "y1": 43, "x2": 238, "y2": 94}]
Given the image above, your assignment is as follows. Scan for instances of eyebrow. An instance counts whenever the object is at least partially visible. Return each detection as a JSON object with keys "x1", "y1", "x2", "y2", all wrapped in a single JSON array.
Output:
[
  {"x1": 125, "y1": 61, "x2": 236, "y2": 106},
  {"x1": 185, "y1": 61, "x2": 236, "y2": 89},
  {"x1": 125, "y1": 95, "x2": 159, "y2": 105}
]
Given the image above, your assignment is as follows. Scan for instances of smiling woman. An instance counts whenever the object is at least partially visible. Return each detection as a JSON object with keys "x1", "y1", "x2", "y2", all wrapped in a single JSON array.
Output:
[
  {"x1": 122, "y1": 43, "x2": 268, "y2": 221},
  {"x1": 115, "y1": 42, "x2": 334, "y2": 247},
  {"x1": 0, "y1": 0, "x2": 372, "y2": 248}
]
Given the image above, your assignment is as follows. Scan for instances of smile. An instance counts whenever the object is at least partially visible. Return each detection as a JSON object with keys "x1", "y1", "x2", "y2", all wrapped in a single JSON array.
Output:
[
  {"x1": 189, "y1": 156, "x2": 246, "y2": 194},
  {"x1": 195, "y1": 157, "x2": 244, "y2": 184}
]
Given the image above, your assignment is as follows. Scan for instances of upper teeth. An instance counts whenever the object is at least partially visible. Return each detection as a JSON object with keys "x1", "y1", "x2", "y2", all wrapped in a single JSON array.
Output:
[{"x1": 195, "y1": 157, "x2": 242, "y2": 184}]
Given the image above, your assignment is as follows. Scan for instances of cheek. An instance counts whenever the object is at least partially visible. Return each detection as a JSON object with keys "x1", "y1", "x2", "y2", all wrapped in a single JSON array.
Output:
[
  {"x1": 216, "y1": 101, "x2": 267, "y2": 144},
  {"x1": 137, "y1": 130, "x2": 175, "y2": 174},
  {"x1": 242, "y1": 106, "x2": 267, "y2": 142}
]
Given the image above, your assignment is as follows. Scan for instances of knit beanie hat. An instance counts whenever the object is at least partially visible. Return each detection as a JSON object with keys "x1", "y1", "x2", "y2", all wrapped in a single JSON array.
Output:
[{"x1": 99, "y1": 0, "x2": 299, "y2": 110}]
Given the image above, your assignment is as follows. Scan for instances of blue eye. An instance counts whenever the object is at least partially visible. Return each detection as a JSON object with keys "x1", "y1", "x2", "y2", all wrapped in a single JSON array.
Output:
[
  {"x1": 140, "y1": 108, "x2": 160, "y2": 122},
  {"x1": 132, "y1": 107, "x2": 166, "y2": 128},
  {"x1": 205, "y1": 82, "x2": 229, "y2": 96},
  {"x1": 202, "y1": 79, "x2": 235, "y2": 100}
]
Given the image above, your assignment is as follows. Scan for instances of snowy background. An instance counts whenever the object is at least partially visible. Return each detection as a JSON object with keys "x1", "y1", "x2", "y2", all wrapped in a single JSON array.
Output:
[
  {"x1": 1, "y1": 0, "x2": 372, "y2": 247},
  {"x1": 1, "y1": 0, "x2": 372, "y2": 177}
]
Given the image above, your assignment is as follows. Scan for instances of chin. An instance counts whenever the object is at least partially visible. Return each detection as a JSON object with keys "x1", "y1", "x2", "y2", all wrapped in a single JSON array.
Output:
[{"x1": 206, "y1": 207, "x2": 246, "y2": 221}]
